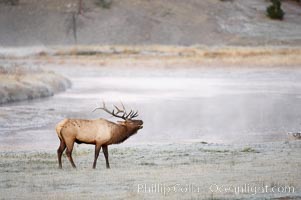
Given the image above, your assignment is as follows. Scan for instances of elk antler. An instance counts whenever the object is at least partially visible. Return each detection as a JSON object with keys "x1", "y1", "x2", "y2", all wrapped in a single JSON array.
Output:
[
  {"x1": 118, "y1": 101, "x2": 139, "y2": 119},
  {"x1": 93, "y1": 101, "x2": 139, "y2": 120}
]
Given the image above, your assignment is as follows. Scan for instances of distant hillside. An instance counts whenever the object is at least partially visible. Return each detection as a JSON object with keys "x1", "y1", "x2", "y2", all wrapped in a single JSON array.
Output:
[{"x1": 0, "y1": 0, "x2": 301, "y2": 46}]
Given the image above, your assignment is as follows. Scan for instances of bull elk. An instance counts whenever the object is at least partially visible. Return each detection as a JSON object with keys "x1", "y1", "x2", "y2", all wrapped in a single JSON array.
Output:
[{"x1": 55, "y1": 102, "x2": 143, "y2": 169}]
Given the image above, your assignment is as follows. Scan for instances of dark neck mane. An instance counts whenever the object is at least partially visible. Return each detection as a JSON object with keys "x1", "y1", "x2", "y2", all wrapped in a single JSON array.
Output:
[{"x1": 110, "y1": 124, "x2": 137, "y2": 144}]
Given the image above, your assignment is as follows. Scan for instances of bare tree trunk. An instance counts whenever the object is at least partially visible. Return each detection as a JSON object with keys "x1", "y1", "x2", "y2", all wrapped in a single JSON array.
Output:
[
  {"x1": 78, "y1": 0, "x2": 83, "y2": 15},
  {"x1": 72, "y1": 13, "x2": 77, "y2": 44}
]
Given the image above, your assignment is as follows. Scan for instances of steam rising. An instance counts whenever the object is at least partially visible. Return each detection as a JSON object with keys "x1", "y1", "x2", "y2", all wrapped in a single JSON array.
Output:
[{"x1": 1, "y1": 64, "x2": 301, "y2": 149}]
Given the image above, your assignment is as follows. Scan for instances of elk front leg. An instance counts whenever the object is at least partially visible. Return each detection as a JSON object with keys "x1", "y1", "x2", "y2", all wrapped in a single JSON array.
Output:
[
  {"x1": 93, "y1": 144, "x2": 101, "y2": 169},
  {"x1": 102, "y1": 145, "x2": 110, "y2": 169},
  {"x1": 57, "y1": 139, "x2": 66, "y2": 169}
]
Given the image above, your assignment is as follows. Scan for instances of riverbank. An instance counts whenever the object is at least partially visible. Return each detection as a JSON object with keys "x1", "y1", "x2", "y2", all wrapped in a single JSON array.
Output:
[
  {"x1": 0, "y1": 141, "x2": 300, "y2": 199},
  {"x1": 0, "y1": 64, "x2": 71, "y2": 104},
  {"x1": 2, "y1": 45, "x2": 301, "y2": 67}
]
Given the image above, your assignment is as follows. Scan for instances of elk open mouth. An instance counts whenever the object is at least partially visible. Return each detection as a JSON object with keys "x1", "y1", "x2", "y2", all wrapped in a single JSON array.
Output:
[{"x1": 139, "y1": 125, "x2": 143, "y2": 129}]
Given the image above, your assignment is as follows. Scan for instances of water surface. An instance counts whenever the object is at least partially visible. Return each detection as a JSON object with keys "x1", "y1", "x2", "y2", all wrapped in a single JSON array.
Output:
[{"x1": 1, "y1": 63, "x2": 301, "y2": 150}]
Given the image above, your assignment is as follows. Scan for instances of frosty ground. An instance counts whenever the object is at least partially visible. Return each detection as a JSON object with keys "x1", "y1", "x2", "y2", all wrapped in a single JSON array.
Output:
[{"x1": 0, "y1": 141, "x2": 300, "y2": 200}]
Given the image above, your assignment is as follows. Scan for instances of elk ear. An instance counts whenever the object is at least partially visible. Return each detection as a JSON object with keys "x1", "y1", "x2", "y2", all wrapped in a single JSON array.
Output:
[{"x1": 117, "y1": 121, "x2": 126, "y2": 125}]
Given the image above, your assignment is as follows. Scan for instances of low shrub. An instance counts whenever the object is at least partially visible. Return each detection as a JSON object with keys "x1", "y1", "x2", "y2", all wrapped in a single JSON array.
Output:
[{"x1": 266, "y1": 0, "x2": 285, "y2": 20}]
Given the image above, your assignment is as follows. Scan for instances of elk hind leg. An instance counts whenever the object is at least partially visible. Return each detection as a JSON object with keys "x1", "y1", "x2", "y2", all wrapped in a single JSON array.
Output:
[
  {"x1": 57, "y1": 139, "x2": 66, "y2": 169},
  {"x1": 65, "y1": 138, "x2": 76, "y2": 168}
]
